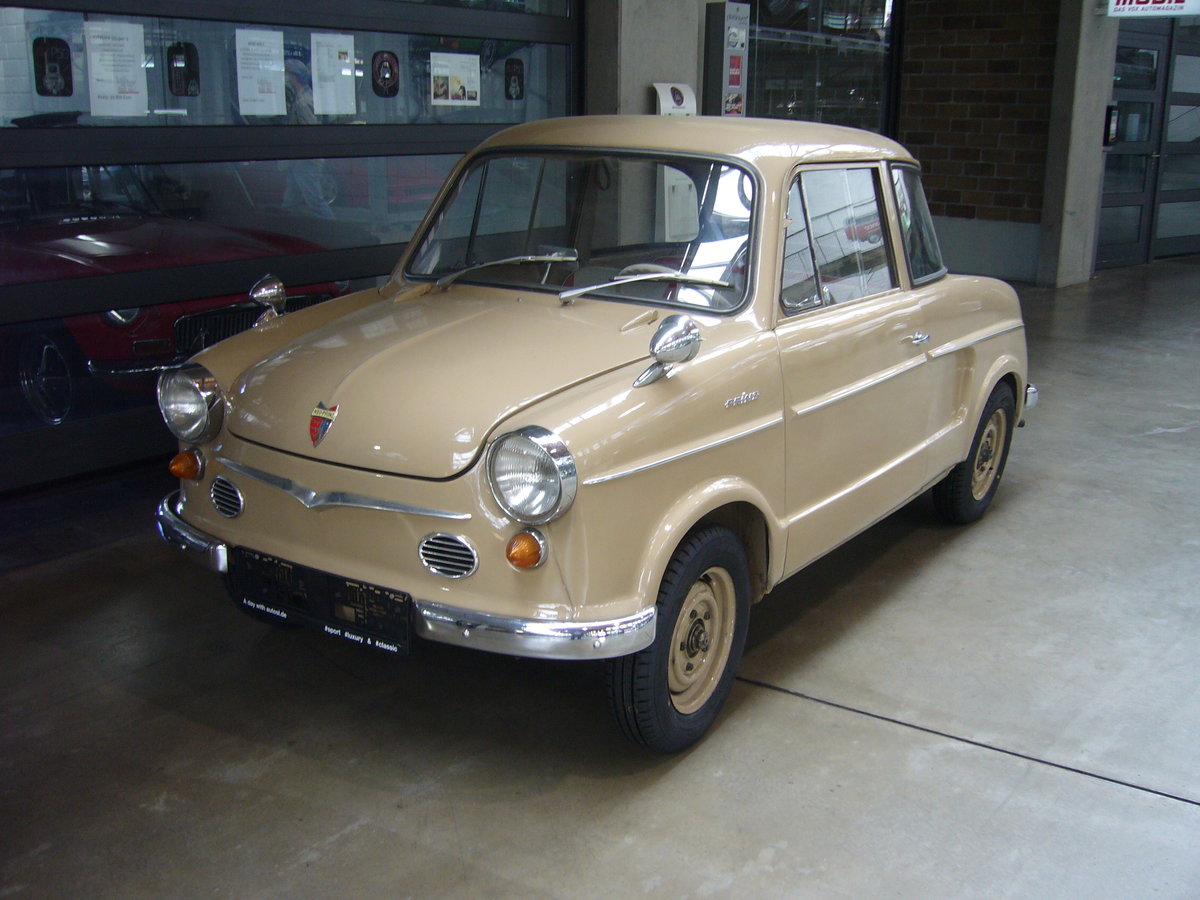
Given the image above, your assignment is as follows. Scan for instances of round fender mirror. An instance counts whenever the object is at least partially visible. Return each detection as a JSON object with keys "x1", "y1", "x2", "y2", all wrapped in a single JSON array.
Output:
[
  {"x1": 650, "y1": 314, "x2": 702, "y2": 365},
  {"x1": 634, "y1": 315, "x2": 701, "y2": 388},
  {"x1": 249, "y1": 274, "x2": 287, "y2": 314}
]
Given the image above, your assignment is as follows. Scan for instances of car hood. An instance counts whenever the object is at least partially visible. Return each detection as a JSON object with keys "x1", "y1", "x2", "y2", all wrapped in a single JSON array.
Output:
[
  {"x1": 0, "y1": 216, "x2": 323, "y2": 285},
  {"x1": 226, "y1": 288, "x2": 659, "y2": 479}
]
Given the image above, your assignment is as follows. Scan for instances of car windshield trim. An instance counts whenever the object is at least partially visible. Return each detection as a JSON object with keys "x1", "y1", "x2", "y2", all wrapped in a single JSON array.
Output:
[
  {"x1": 556, "y1": 268, "x2": 731, "y2": 304},
  {"x1": 434, "y1": 248, "x2": 579, "y2": 289}
]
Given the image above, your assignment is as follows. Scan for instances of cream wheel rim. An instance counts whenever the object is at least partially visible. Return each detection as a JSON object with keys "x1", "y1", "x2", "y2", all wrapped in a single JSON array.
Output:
[
  {"x1": 971, "y1": 408, "x2": 1007, "y2": 501},
  {"x1": 668, "y1": 566, "x2": 736, "y2": 715}
]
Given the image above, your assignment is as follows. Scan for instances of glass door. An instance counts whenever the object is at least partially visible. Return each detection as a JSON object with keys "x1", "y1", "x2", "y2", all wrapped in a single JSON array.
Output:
[
  {"x1": 1154, "y1": 26, "x2": 1200, "y2": 258},
  {"x1": 1098, "y1": 31, "x2": 1168, "y2": 268}
]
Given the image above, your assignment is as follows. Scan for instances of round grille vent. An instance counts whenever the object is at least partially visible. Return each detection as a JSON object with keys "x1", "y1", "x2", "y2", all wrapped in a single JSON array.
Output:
[
  {"x1": 210, "y1": 476, "x2": 244, "y2": 518},
  {"x1": 419, "y1": 533, "x2": 478, "y2": 579}
]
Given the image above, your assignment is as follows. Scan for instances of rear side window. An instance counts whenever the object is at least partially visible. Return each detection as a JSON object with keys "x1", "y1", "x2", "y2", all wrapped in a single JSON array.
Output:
[
  {"x1": 891, "y1": 166, "x2": 945, "y2": 284},
  {"x1": 784, "y1": 167, "x2": 895, "y2": 308}
]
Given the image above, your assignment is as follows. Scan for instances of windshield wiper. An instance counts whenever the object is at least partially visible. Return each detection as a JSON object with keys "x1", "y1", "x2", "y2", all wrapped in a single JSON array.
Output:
[
  {"x1": 434, "y1": 248, "x2": 579, "y2": 289},
  {"x1": 557, "y1": 269, "x2": 732, "y2": 305}
]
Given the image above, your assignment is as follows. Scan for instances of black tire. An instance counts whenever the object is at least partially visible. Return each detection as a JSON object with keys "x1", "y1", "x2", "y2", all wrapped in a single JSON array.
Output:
[
  {"x1": 608, "y1": 525, "x2": 751, "y2": 753},
  {"x1": 932, "y1": 381, "x2": 1015, "y2": 524},
  {"x1": 17, "y1": 330, "x2": 79, "y2": 425}
]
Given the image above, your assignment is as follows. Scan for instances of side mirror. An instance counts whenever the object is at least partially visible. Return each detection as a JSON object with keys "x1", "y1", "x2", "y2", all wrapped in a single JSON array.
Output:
[
  {"x1": 633, "y1": 315, "x2": 701, "y2": 388},
  {"x1": 250, "y1": 274, "x2": 287, "y2": 325}
]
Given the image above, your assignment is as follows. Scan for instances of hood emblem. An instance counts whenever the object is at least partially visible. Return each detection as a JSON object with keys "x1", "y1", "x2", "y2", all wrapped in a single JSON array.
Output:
[{"x1": 309, "y1": 402, "x2": 339, "y2": 447}]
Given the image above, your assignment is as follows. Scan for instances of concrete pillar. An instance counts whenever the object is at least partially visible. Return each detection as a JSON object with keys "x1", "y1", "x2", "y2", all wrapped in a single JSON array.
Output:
[
  {"x1": 584, "y1": 0, "x2": 710, "y2": 115},
  {"x1": 1037, "y1": 0, "x2": 1119, "y2": 287}
]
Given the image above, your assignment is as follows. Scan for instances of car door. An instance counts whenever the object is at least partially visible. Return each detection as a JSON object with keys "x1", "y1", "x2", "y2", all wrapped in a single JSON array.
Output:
[
  {"x1": 887, "y1": 163, "x2": 966, "y2": 481},
  {"x1": 775, "y1": 164, "x2": 933, "y2": 575}
]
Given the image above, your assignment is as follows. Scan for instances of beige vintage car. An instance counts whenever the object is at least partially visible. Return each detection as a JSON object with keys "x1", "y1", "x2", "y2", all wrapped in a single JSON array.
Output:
[{"x1": 156, "y1": 116, "x2": 1036, "y2": 752}]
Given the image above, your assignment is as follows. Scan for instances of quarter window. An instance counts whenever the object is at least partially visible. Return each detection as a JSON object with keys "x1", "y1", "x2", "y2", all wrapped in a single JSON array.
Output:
[
  {"x1": 890, "y1": 166, "x2": 946, "y2": 283},
  {"x1": 781, "y1": 180, "x2": 819, "y2": 311}
]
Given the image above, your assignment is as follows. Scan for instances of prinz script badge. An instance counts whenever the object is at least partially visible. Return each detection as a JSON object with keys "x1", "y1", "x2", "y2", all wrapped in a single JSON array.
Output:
[{"x1": 309, "y1": 402, "x2": 339, "y2": 447}]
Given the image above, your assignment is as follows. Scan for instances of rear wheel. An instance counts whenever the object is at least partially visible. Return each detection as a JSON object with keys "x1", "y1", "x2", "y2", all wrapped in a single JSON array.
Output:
[
  {"x1": 608, "y1": 525, "x2": 751, "y2": 753},
  {"x1": 933, "y1": 381, "x2": 1015, "y2": 524}
]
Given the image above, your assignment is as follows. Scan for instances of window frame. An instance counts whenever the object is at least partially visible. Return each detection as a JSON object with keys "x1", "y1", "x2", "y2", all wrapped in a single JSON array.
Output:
[{"x1": 779, "y1": 161, "x2": 899, "y2": 318}]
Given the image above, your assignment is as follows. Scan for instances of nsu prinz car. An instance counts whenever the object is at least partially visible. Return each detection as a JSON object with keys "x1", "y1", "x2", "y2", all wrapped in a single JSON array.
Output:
[{"x1": 156, "y1": 116, "x2": 1037, "y2": 752}]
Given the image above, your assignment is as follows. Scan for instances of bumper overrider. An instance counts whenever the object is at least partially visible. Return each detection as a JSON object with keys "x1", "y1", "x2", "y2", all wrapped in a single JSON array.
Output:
[{"x1": 155, "y1": 491, "x2": 656, "y2": 660}]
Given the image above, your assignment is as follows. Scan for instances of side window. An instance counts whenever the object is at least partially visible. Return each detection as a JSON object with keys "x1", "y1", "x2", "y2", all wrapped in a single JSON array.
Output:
[
  {"x1": 891, "y1": 166, "x2": 946, "y2": 283},
  {"x1": 781, "y1": 179, "x2": 820, "y2": 311},
  {"x1": 800, "y1": 167, "x2": 895, "y2": 304}
]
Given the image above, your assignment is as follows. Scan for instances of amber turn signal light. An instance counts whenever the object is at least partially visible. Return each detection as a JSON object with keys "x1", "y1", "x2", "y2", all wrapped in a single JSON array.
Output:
[
  {"x1": 169, "y1": 449, "x2": 204, "y2": 481},
  {"x1": 505, "y1": 530, "x2": 546, "y2": 570}
]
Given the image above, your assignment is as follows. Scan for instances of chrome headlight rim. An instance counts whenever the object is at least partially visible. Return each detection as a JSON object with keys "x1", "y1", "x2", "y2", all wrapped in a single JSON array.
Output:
[
  {"x1": 486, "y1": 425, "x2": 577, "y2": 525},
  {"x1": 157, "y1": 363, "x2": 224, "y2": 444}
]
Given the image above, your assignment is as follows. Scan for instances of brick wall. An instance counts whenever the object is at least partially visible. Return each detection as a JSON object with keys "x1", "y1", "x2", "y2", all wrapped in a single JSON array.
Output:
[{"x1": 898, "y1": 1, "x2": 1059, "y2": 225}]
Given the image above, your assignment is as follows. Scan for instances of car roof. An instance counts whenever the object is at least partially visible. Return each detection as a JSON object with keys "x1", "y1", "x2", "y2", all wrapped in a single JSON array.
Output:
[{"x1": 477, "y1": 115, "x2": 916, "y2": 168}]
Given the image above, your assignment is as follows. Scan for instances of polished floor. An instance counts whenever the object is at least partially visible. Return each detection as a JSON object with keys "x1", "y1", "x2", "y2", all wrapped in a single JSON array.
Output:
[{"x1": 2, "y1": 258, "x2": 1199, "y2": 898}]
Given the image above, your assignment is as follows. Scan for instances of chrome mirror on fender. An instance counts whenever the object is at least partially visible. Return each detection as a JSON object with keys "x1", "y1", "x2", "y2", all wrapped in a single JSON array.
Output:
[
  {"x1": 633, "y1": 315, "x2": 701, "y2": 388},
  {"x1": 250, "y1": 274, "x2": 287, "y2": 325}
]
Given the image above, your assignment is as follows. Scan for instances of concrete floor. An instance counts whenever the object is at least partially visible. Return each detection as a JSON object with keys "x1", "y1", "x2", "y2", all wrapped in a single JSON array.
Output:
[{"x1": 2, "y1": 258, "x2": 1198, "y2": 898}]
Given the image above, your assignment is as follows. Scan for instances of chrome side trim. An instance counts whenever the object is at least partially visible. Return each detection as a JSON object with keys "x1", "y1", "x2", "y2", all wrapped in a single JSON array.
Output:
[
  {"x1": 927, "y1": 321, "x2": 1024, "y2": 360},
  {"x1": 88, "y1": 358, "x2": 185, "y2": 378},
  {"x1": 414, "y1": 601, "x2": 656, "y2": 660},
  {"x1": 156, "y1": 491, "x2": 229, "y2": 574},
  {"x1": 582, "y1": 417, "x2": 783, "y2": 486},
  {"x1": 215, "y1": 455, "x2": 471, "y2": 520},
  {"x1": 792, "y1": 355, "x2": 926, "y2": 420}
]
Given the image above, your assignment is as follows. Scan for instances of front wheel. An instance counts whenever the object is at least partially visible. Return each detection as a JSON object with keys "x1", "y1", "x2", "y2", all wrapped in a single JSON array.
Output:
[
  {"x1": 608, "y1": 525, "x2": 751, "y2": 753},
  {"x1": 17, "y1": 330, "x2": 78, "y2": 425},
  {"x1": 932, "y1": 381, "x2": 1015, "y2": 524}
]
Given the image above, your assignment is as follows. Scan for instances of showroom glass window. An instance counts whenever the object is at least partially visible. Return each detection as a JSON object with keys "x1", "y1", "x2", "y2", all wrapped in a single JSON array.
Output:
[
  {"x1": 746, "y1": 1, "x2": 896, "y2": 133},
  {"x1": 0, "y1": 3, "x2": 578, "y2": 490}
]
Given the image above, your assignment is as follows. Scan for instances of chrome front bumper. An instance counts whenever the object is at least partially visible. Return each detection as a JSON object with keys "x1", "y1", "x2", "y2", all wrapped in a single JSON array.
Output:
[
  {"x1": 1021, "y1": 382, "x2": 1039, "y2": 426},
  {"x1": 157, "y1": 492, "x2": 229, "y2": 573},
  {"x1": 155, "y1": 491, "x2": 655, "y2": 661},
  {"x1": 415, "y1": 602, "x2": 655, "y2": 660}
]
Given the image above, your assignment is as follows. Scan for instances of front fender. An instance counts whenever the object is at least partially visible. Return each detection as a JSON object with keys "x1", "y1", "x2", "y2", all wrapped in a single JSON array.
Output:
[
  {"x1": 631, "y1": 475, "x2": 788, "y2": 608},
  {"x1": 972, "y1": 348, "x2": 1026, "y2": 426}
]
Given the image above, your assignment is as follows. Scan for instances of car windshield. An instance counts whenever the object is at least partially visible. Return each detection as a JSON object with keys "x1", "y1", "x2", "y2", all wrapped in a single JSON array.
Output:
[
  {"x1": 0, "y1": 165, "x2": 160, "y2": 226},
  {"x1": 406, "y1": 151, "x2": 755, "y2": 312}
]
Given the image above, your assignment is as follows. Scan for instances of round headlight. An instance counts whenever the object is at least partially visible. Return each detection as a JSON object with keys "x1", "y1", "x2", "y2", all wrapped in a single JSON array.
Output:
[
  {"x1": 487, "y1": 426, "x2": 577, "y2": 525},
  {"x1": 157, "y1": 364, "x2": 224, "y2": 443}
]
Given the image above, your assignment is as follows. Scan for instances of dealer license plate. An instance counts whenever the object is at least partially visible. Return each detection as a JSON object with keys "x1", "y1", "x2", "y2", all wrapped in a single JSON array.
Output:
[{"x1": 229, "y1": 548, "x2": 411, "y2": 654}]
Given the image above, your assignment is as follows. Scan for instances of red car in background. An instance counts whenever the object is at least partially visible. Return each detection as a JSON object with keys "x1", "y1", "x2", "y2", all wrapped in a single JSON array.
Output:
[{"x1": 1, "y1": 165, "x2": 341, "y2": 425}]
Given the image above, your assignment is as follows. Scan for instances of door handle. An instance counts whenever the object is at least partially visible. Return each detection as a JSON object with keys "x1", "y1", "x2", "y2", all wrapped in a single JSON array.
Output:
[{"x1": 905, "y1": 331, "x2": 930, "y2": 346}]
